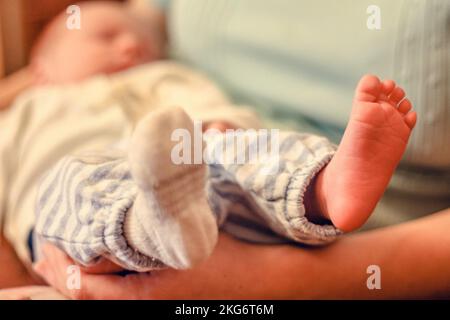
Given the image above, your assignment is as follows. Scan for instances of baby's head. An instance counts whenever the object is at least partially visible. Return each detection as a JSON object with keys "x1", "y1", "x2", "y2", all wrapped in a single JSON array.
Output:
[{"x1": 31, "y1": 1, "x2": 165, "y2": 84}]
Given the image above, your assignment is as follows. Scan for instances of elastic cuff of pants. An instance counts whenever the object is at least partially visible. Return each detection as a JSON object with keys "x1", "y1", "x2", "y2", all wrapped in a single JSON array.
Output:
[
  {"x1": 285, "y1": 150, "x2": 343, "y2": 245},
  {"x1": 94, "y1": 186, "x2": 166, "y2": 271}
]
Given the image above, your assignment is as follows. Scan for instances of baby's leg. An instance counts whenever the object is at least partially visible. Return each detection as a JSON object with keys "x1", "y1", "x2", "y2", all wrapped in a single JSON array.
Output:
[
  {"x1": 126, "y1": 106, "x2": 218, "y2": 269},
  {"x1": 35, "y1": 109, "x2": 218, "y2": 270},
  {"x1": 34, "y1": 151, "x2": 164, "y2": 271},
  {"x1": 313, "y1": 75, "x2": 416, "y2": 231},
  {"x1": 205, "y1": 130, "x2": 342, "y2": 245},
  {"x1": 208, "y1": 75, "x2": 416, "y2": 239}
]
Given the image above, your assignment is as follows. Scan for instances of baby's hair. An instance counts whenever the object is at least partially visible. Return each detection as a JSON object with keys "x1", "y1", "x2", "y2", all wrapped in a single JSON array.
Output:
[{"x1": 126, "y1": 3, "x2": 168, "y2": 59}]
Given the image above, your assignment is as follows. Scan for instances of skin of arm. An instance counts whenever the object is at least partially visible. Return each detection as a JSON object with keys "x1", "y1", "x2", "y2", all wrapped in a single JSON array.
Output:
[
  {"x1": 33, "y1": 207, "x2": 450, "y2": 299},
  {"x1": 0, "y1": 68, "x2": 34, "y2": 111},
  {"x1": 0, "y1": 234, "x2": 43, "y2": 289}
]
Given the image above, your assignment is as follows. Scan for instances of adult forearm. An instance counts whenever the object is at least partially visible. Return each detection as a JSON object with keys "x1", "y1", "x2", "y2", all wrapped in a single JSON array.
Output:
[
  {"x1": 33, "y1": 208, "x2": 450, "y2": 299},
  {"x1": 140, "y1": 208, "x2": 450, "y2": 299},
  {"x1": 267, "y1": 207, "x2": 450, "y2": 299}
]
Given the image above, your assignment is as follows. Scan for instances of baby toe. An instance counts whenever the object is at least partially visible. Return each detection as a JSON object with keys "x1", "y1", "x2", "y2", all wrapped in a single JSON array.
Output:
[
  {"x1": 354, "y1": 74, "x2": 382, "y2": 102},
  {"x1": 398, "y1": 98, "x2": 412, "y2": 114},
  {"x1": 389, "y1": 87, "x2": 406, "y2": 105},
  {"x1": 404, "y1": 111, "x2": 417, "y2": 130},
  {"x1": 382, "y1": 80, "x2": 396, "y2": 96}
]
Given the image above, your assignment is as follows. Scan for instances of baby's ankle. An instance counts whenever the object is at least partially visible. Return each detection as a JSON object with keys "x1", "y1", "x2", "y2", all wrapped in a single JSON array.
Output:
[{"x1": 304, "y1": 168, "x2": 331, "y2": 224}]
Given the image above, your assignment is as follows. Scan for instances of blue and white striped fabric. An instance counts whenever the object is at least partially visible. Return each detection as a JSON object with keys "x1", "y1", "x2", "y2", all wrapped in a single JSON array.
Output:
[{"x1": 35, "y1": 131, "x2": 342, "y2": 270}]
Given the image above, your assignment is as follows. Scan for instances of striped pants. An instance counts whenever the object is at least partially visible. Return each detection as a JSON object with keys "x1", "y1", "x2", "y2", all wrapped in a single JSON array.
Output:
[{"x1": 35, "y1": 131, "x2": 342, "y2": 270}]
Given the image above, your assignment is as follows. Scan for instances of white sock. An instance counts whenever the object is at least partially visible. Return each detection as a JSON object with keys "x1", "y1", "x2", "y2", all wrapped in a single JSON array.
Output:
[{"x1": 124, "y1": 106, "x2": 218, "y2": 269}]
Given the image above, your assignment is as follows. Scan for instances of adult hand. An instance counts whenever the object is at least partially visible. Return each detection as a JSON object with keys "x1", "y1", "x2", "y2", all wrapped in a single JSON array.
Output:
[
  {"x1": 0, "y1": 286, "x2": 67, "y2": 300},
  {"x1": 33, "y1": 209, "x2": 450, "y2": 300},
  {"x1": 33, "y1": 233, "x2": 287, "y2": 299}
]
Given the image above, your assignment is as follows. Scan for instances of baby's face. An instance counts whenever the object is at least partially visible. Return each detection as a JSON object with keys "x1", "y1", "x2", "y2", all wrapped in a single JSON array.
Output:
[{"x1": 33, "y1": 3, "x2": 163, "y2": 84}]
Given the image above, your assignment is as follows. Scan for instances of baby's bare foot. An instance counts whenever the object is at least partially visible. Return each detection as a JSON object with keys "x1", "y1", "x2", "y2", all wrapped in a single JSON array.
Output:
[{"x1": 314, "y1": 75, "x2": 417, "y2": 231}]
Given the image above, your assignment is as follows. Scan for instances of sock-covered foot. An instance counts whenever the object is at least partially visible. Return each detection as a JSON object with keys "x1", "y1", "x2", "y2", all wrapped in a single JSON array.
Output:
[
  {"x1": 316, "y1": 75, "x2": 417, "y2": 231},
  {"x1": 125, "y1": 106, "x2": 218, "y2": 269}
]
